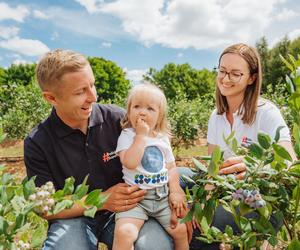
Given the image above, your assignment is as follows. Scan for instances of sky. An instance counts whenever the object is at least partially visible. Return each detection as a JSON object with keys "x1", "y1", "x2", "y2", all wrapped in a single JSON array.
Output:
[{"x1": 0, "y1": 0, "x2": 299, "y2": 83}]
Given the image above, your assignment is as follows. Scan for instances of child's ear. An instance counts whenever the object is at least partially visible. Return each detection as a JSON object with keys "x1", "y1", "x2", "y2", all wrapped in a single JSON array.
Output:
[
  {"x1": 43, "y1": 91, "x2": 58, "y2": 106},
  {"x1": 248, "y1": 73, "x2": 257, "y2": 85}
]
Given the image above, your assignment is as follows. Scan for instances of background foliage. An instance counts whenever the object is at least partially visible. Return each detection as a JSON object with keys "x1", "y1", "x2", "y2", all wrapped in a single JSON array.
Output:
[{"x1": 0, "y1": 36, "x2": 300, "y2": 149}]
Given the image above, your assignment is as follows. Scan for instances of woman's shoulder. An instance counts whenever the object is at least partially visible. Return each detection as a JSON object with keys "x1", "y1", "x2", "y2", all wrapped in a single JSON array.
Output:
[{"x1": 257, "y1": 98, "x2": 279, "y2": 113}]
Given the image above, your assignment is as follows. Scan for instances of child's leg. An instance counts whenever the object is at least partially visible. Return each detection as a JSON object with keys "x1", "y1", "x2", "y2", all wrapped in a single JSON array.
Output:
[
  {"x1": 113, "y1": 217, "x2": 145, "y2": 250},
  {"x1": 165, "y1": 223, "x2": 189, "y2": 250}
]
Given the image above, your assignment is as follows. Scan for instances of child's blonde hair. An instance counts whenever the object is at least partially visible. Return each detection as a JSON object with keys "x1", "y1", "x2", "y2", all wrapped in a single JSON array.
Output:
[{"x1": 121, "y1": 82, "x2": 171, "y2": 136}]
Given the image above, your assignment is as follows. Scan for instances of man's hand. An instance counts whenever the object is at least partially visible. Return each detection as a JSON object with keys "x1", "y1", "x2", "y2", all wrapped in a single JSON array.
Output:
[
  {"x1": 102, "y1": 183, "x2": 146, "y2": 212},
  {"x1": 219, "y1": 156, "x2": 247, "y2": 180}
]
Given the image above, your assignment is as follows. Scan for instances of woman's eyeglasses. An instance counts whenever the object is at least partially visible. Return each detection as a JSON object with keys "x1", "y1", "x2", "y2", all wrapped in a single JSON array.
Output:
[{"x1": 215, "y1": 68, "x2": 247, "y2": 83}]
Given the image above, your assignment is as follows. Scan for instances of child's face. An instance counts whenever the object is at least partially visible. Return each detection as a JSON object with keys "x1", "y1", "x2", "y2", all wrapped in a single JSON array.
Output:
[{"x1": 129, "y1": 91, "x2": 161, "y2": 132}]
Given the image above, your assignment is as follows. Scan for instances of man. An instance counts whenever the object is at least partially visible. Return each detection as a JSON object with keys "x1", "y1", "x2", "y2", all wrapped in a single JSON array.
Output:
[{"x1": 24, "y1": 49, "x2": 176, "y2": 249}]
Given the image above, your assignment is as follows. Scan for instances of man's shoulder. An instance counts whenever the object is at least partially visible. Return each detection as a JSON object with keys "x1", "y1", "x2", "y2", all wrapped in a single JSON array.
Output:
[{"x1": 24, "y1": 117, "x2": 51, "y2": 147}]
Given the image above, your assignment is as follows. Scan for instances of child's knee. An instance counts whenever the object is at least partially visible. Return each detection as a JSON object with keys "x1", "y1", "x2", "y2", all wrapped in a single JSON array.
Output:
[{"x1": 114, "y1": 222, "x2": 140, "y2": 242}]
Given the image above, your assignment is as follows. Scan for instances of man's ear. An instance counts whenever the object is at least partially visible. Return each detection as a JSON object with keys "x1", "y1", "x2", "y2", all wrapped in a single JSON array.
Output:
[{"x1": 43, "y1": 91, "x2": 58, "y2": 106}]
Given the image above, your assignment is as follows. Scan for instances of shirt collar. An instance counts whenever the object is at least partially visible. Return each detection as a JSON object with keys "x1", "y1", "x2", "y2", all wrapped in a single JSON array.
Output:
[{"x1": 50, "y1": 103, "x2": 104, "y2": 138}]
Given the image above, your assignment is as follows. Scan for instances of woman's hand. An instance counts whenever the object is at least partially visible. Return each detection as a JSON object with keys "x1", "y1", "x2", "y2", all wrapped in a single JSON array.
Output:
[
  {"x1": 219, "y1": 156, "x2": 247, "y2": 180},
  {"x1": 169, "y1": 191, "x2": 187, "y2": 218}
]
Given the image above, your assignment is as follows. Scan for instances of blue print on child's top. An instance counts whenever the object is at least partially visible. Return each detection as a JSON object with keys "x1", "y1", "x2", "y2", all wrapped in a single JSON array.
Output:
[{"x1": 141, "y1": 146, "x2": 163, "y2": 173}]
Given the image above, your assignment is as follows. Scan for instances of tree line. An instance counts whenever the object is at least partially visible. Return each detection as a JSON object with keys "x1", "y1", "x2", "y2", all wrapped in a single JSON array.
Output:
[{"x1": 0, "y1": 36, "x2": 299, "y2": 149}]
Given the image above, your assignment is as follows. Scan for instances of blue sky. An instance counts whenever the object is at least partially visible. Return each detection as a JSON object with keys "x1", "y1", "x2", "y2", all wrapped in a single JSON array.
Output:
[{"x1": 0, "y1": 0, "x2": 299, "y2": 83}]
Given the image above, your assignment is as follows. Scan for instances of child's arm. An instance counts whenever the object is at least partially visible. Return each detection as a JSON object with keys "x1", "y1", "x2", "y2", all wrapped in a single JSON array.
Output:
[
  {"x1": 119, "y1": 134, "x2": 147, "y2": 169},
  {"x1": 119, "y1": 118, "x2": 149, "y2": 169}
]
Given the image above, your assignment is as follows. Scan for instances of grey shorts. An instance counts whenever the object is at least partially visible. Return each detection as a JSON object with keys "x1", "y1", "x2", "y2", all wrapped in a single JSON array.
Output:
[{"x1": 115, "y1": 185, "x2": 171, "y2": 228}]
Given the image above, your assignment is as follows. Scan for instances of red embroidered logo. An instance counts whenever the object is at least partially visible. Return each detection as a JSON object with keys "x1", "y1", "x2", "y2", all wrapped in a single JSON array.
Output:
[{"x1": 102, "y1": 151, "x2": 118, "y2": 162}]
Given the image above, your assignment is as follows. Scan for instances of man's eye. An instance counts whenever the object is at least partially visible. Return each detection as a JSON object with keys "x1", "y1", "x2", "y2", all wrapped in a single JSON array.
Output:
[
  {"x1": 148, "y1": 107, "x2": 154, "y2": 111},
  {"x1": 133, "y1": 105, "x2": 139, "y2": 108}
]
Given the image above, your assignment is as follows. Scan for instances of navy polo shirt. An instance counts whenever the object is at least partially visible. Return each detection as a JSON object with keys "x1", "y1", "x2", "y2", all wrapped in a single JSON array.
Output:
[{"x1": 24, "y1": 103, "x2": 125, "y2": 192}]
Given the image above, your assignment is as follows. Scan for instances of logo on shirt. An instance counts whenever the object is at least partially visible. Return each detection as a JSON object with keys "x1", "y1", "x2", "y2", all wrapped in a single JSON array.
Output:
[
  {"x1": 102, "y1": 151, "x2": 118, "y2": 162},
  {"x1": 241, "y1": 136, "x2": 253, "y2": 147}
]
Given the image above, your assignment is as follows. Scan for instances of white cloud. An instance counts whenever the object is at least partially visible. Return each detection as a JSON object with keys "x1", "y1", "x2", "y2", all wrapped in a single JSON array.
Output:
[
  {"x1": 46, "y1": 7, "x2": 125, "y2": 39},
  {"x1": 12, "y1": 59, "x2": 32, "y2": 65},
  {"x1": 51, "y1": 31, "x2": 59, "y2": 41},
  {"x1": 177, "y1": 52, "x2": 183, "y2": 58},
  {"x1": 74, "y1": 0, "x2": 104, "y2": 13},
  {"x1": 0, "y1": 26, "x2": 20, "y2": 39},
  {"x1": 124, "y1": 68, "x2": 148, "y2": 84},
  {"x1": 0, "y1": 2, "x2": 29, "y2": 22},
  {"x1": 101, "y1": 41, "x2": 112, "y2": 48},
  {"x1": 97, "y1": 0, "x2": 284, "y2": 49},
  {"x1": 288, "y1": 29, "x2": 300, "y2": 40},
  {"x1": 33, "y1": 10, "x2": 48, "y2": 20},
  {"x1": 0, "y1": 37, "x2": 50, "y2": 57},
  {"x1": 276, "y1": 8, "x2": 298, "y2": 21}
]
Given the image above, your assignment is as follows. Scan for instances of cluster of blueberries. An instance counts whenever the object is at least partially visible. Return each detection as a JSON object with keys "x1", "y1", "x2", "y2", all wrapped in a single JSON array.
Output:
[
  {"x1": 28, "y1": 181, "x2": 55, "y2": 214},
  {"x1": 232, "y1": 189, "x2": 266, "y2": 209}
]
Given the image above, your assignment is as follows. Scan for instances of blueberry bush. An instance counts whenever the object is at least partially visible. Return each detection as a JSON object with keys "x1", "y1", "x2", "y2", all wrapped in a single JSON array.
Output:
[
  {"x1": 183, "y1": 54, "x2": 300, "y2": 249},
  {"x1": 0, "y1": 159, "x2": 107, "y2": 250}
]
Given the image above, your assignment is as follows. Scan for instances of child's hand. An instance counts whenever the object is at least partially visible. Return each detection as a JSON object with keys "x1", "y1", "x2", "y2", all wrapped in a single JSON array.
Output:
[
  {"x1": 135, "y1": 118, "x2": 150, "y2": 136},
  {"x1": 169, "y1": 192, "x2": 187, "y2": 218}
]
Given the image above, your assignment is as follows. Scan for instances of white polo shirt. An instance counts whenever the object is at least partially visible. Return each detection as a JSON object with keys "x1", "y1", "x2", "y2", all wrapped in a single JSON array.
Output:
[{"x1": 207, "y1": 99, "x2": 291, "y2": 159}]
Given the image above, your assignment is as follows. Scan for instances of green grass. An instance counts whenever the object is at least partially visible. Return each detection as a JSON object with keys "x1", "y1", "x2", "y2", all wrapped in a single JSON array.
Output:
[
  {"x1": 0, "y1": 145, "x2": 23, "y2": 157},
  {"x1": 176, "y1": 145, "x2": 208, "y2": 158}
]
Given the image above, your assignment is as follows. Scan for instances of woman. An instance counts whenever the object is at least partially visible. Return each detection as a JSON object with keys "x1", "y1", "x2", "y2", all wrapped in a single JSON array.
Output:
[{"x1": 208, "y1": 43, "x2": 296, "y2": 178}]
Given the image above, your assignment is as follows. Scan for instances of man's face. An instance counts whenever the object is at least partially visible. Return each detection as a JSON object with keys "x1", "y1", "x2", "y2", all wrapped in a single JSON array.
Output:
[{"x1": 47, "y1": 65, "x2": 97, "y2": 129}]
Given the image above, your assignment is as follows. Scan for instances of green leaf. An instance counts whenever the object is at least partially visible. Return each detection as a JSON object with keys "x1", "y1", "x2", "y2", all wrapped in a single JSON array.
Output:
[
  {"x1": 14, "y1": 213, "x2": 26, "y2": 230},
  {"x1": 31, "y1": 223, "x2": 47, "y2": 248},
  {"x1": 53, "y1": 190, "x2": 64, "y2": 199},
  {"x1": 62, "y1": 177, "x2": 75, "y2": 196},
  {"x1": 0, "y1": 217, "x2": 9, "y2": 235},
  {"x1": 268, "y1": 236, "x2": 278, "y2": 247},
  {"x1": 224, "y1": 225, "x2": 233, "y2": 237},
  {"x1": 258, "y1": 132, "x2": 271, "y2": 149},
  {"x1": 273, "y1": 144, "x2": 292, "y2": 161},
  {"x1": 85, "y1": 189, "x2": 101, "y2": 206},
  {"x1": 293, "y1": 124, "x2": 300, "y2": 144},
  {"x1": 73, "y1": 175, "x2": 89, "y2": 201},
  {"x1": 181, "y1": 209, "x2": 193, "y2": 223},
  {"x1": 211, "y1": 146, "x2": 222, "y2": 162},
  {"x1": 274, "y1": 126, "x2": 285, "y2": 142},
  {"x1": 192, "y1": 158, "x2": 207, "y2": 173},
  {"x1": 53, "y1": 200, "x2": 74, "y2": 214},
  {"x1": 248, "y1": 143, "x2": 264, "y2": 158},
  {"x1": 245, "y1": 234, "x2": 257, "y2": 249},
  {"x1": 208, "y1": 161, "x2": 218, "y2": 177},
  {"x1": 23, "y1": 177, "x2": 36, "y2": 200},
  {"x1": 288, "y1": 239, "x2": 300, "y2": 250},
  {"x1": 84, "y1": 206, "x2": 97, "y2": 218}
]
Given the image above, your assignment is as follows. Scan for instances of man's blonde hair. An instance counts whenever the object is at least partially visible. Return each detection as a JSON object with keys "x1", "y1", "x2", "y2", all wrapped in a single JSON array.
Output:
[
  {"x1": 121, "y1": 82, "x2": 171, "y2": 136},
  {"x1": 36, "y1": 49, "x2": 89, "y2": 91}
]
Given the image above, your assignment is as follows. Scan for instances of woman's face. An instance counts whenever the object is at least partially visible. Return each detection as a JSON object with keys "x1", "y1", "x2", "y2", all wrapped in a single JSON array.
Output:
[{"x1": 217, "y1": 53, "x2": 254, "y2": 100}]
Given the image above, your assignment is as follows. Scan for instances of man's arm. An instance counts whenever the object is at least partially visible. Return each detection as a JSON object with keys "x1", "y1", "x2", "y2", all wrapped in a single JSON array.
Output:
[{"x1": 43, "y1": 183, "x2": 146, "y2": 220}]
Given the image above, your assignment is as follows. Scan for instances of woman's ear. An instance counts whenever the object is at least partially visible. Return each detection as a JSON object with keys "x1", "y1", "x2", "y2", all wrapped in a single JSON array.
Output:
[
  {"x1": 248, "y1": 73, "x2": 257, "y2": 85},
  {"x1": 43, "y1": 91, "x2": 58, "y2": 106}
]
